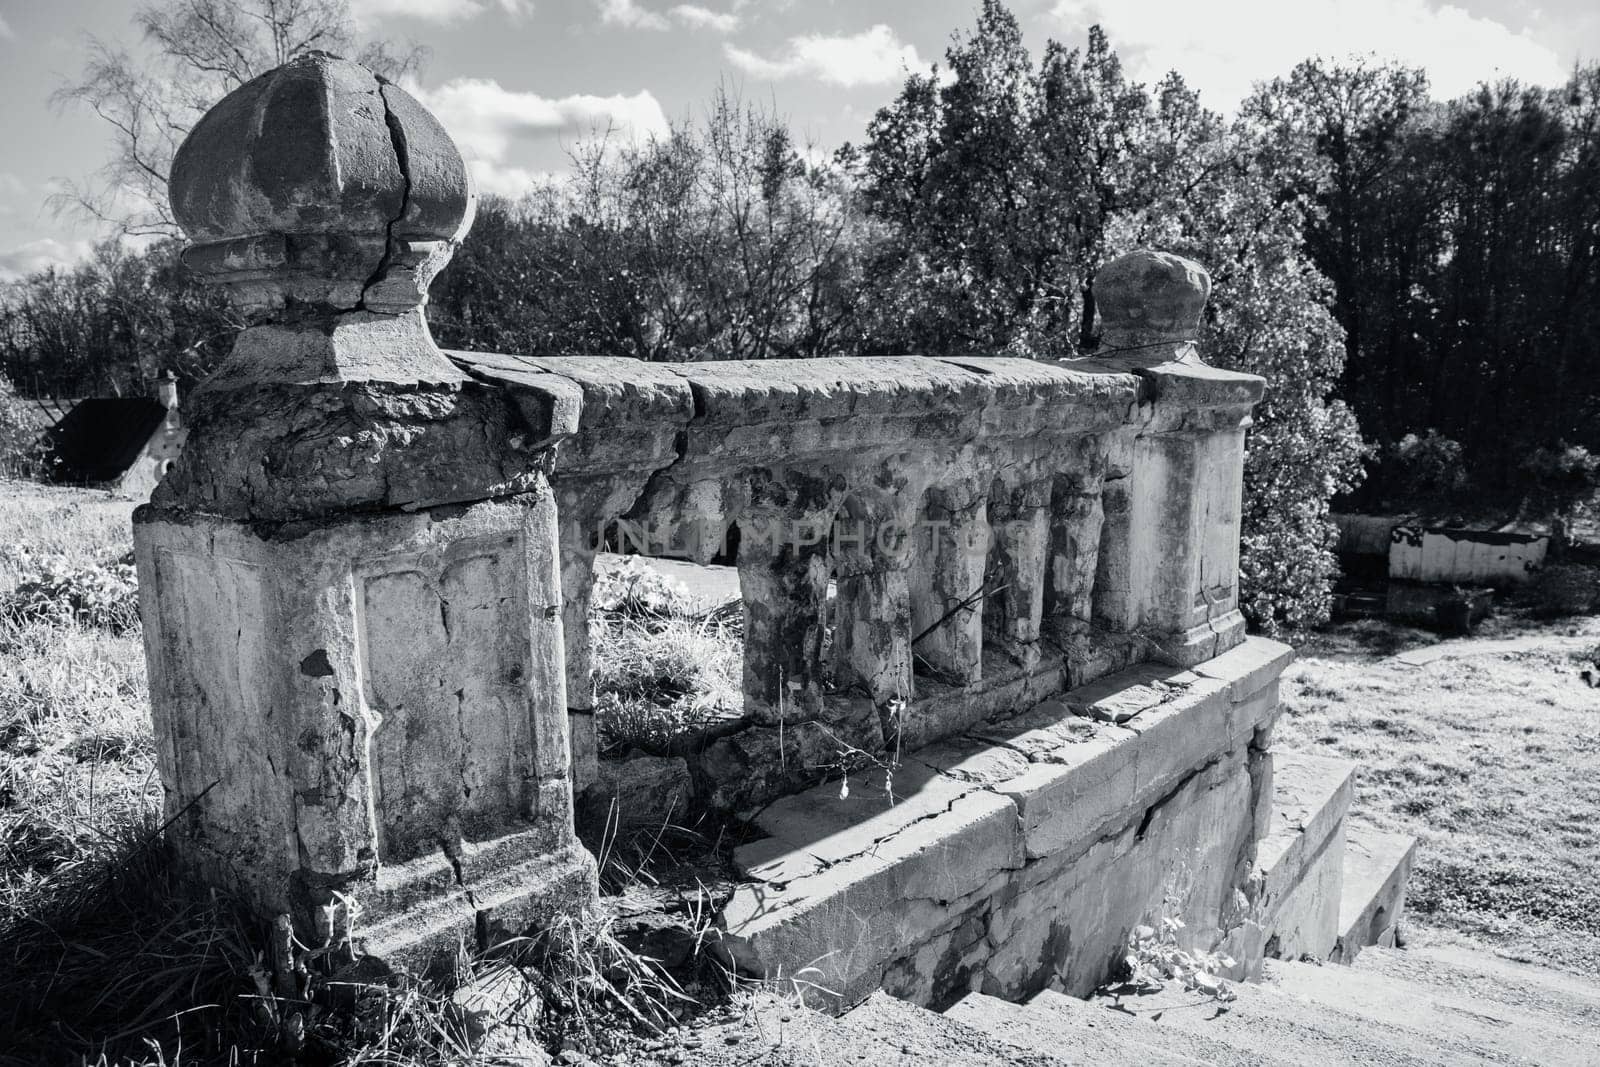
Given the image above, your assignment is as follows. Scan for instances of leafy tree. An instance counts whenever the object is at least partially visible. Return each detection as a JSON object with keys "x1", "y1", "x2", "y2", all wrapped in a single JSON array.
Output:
[
  {"x1": 55, "y1": 0, "x2": 424, "y2": 237},
  {"x1": 0, "y1": 241, "x2": 239, "y2": 399},
  {"x1": 854, "y1": 6, "x2": 1364, "y2": 632},
  {"x1": 432, "y1": 88, "x2": 874, "y2": 362}
]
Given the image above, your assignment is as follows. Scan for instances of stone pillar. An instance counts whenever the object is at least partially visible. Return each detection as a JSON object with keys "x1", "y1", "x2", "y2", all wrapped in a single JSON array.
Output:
[
  {"x1": 1089, "y1": 250, "x2": 1264, "y2": 667},
  {"x1": 136, "y1": 53, "x2": 594, "y2": 971}
]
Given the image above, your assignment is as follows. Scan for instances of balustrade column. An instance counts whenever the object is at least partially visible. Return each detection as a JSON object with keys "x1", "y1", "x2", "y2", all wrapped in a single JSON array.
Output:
[
  {"x1": 831, "y1": 489, "x2": 920, "y2": 736},
  {"x1": 1089, "y1": 251, "x2": 1263, "y2": 666},
  {"x1": 134, "y1": 54, "x2": 594, "y2": 972},
  {"x1": 911, "y1": 478, "x2": 991, "y2": 685},
  {"x1": 986, "y1": 468, "x2": 1052, "y2": 669}
]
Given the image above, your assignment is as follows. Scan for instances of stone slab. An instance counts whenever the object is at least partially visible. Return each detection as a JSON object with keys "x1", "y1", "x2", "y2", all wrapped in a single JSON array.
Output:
[
  {"x1": 1192, "y1": 636, "x2": 1295, "y2": 703},
  {"x1": 1249, "y1": 751, "x2": 1356, "y2": 964},
  {"x1": 1331, "y1": 825, "x2": 1417, "y2": 963},
  {"x1": 715, "y1": 636, "x2": 1294, "y2": 1009}
]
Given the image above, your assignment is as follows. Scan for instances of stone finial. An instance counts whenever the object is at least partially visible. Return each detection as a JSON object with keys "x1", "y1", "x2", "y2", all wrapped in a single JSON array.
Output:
[
  {"x1": 169, "y1": 51, "x2": 475, "y2": 318},
  {"x1": 1093, "y1": 250, "x2": 1211, "y2": 359}
]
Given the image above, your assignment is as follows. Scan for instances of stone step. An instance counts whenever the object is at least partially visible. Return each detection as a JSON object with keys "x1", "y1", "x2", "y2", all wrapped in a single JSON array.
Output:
[
  {"x1": 1246, "y1": 750, "x2": 1357, "y2": 965},
  {"x1": 947, "y1": 990, "x2": 1255, "y2": 1065},
  {"x1": 1026, "y1": 960, "x2": 1550, "y2": 1067},
  {"x1": 1351, "y1": 944, "x2": 1600, "y2": 1043},
  {"x1": 1330, "y1": 825, "x2": 1416, "y2": 963},
  {"x1": 1264, "y1": 953, "x2": 1600, "y2": 1067},
  {"x1": 677, "y1": 990, "x2": 1073, "y2": 1065}
]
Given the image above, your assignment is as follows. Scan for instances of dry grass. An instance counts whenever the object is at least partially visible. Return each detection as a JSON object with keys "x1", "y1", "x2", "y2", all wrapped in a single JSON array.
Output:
[
  {"x1": 1279, "y1": 610, "x2": 1600, "y2": 978},
  {"x1": 589, "y1": 558, "x2": 744, "y2": 756}
]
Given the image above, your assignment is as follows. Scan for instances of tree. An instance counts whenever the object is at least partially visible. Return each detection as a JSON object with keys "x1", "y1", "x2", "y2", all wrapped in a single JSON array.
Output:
[
  {"x1": 0, "y1": 241, "x2": 240, "y2": 399},
  {"x1": 853, "y1": 6, "x2": 1365, "y2": 632},
  {"x1": 432, "y1": 87, "x2": 874, "y2": 363},
  {"x1": 56, "y1": 0, "x2": 425, "y2": 237}
]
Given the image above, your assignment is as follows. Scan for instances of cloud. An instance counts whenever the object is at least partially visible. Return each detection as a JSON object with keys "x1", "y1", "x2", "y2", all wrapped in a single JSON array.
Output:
[
  {"x1": 0, "y1": 14, "x2": 13, "y2": 40},
  {"x1": 671, "y1": 4, "x2": 739, "y2": 33},
  {"x1": 0, "y1": 173, "x2": 25, "y2": 198},
  {"x1": 0, "y1": 238, "x2": 94, "y2": 281},
  {"x1": 466, "y1": 160, "x2": 559, "y2": 198},
  {"x1": 724, "y1": 25, "x2": 924, "y2": 87},
  {"x1": 351, "y1": 0, "x2": 532, "y2": 24},
  {"x1": 598, "y1": 0, "x2": 669, "y2": 30},
  {"x1": 1048, "y1": 0, "x2": 1568, "y2": 109},
  {"x1": 409, "y1": 78, "x2": 669, "y2": 193}
]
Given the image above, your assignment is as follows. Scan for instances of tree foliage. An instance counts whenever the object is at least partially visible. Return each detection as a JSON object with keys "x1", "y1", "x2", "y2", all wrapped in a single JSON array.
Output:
[
  {"x1": 0, "y1": 241, "x2": 239, "y2": 400},
  {"x1": 431, "y1": 87, "x2": 875, "y2": 362},
  {"x1": 850, "y1": 1, "x2": 1364, "y2": 632},
  {"x1": 1250, "y1": 59, "x2": 1600, "y2": 501}
]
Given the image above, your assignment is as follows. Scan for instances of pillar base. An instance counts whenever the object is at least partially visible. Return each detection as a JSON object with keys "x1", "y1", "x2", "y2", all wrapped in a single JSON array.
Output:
[{"x1": 1149, "y1": 608, "x2": 1248, "y2": 668}]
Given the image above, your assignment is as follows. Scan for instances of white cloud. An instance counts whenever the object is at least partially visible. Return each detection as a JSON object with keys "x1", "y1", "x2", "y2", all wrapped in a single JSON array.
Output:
[
  {"x1": 466, "y1": 160, "x2": 559, "y2": 198},
  {"x1": 0, "y1": 238, "x2": 94, "y2": 281},
  {"x1": 0, "y1": 14, "x2": 14, "y2": 40},
  {"x1": 724, "y1": 25, "x2": 924, "y2": 87},
  {"x1": 409, "y1": 78, "x2": 669, "y2": 192},
  {"x1": 671, "y1": 4, "x2": 739, "y2": 33},
  {"x1": 598, "y1": 0, "x2": 669, "y2": 31},
  {"x1": 352, "y1": 0, "x2": 532, "y2": 24},
  {"x1": 1048, "y1": 0, "x2": 1568, "y2": 109}
]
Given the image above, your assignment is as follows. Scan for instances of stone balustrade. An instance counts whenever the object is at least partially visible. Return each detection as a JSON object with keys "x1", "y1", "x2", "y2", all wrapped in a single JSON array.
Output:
[
  {"x1": 135, "y1": 52, "x2": 1268, "y2": 973},
  {"x1": 452, "y1": 274, "x2": 1263, "y2": 803}
]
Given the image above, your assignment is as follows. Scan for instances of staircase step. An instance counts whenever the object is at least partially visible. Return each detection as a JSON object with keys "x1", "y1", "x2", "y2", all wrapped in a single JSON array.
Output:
[
  {"x1": 839, "y1": 991, "x2": 1072, "y2": 1065},
  {"x1": 1353, "y1": 945, "x2": 1600, "y2": 1042},
  {"x1": 1330, "y1": 825, "x2": 1416, "y2": 962},
  {"x1": 674, "y1": 990, "x2": 1072, "y2": 1065},
  {"x1": 1059, "y1": 966, "x2": 1529, "y2": 1066},
  {"x1": 947, "y1": 990, "x2": 1259, "y2": 1065},
  {"x1": 1266, "y1": 953, "x2": 1600, "y2": 1067},
  {"x1": 1252, "y1": 751, "x2": 1356, "y2": 962}
]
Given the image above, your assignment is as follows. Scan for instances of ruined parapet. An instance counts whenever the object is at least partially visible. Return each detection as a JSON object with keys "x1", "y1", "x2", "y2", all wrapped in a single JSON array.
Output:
[
  {"x1": 135, "y1": 53, "x2": 594, "y2": 971},
  {"x1": 449, "y1": 252, "x2": 1264, "y2": 805}
]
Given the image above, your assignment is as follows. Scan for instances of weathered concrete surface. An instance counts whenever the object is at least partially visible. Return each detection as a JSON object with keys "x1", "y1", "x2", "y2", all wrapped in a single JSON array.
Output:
[
  {"x1": 1244, "y1": 751, "x2": 1356, "y2": 966},
  {"x1": 1331, "y1": 825, "x2": 1416, "y2": 963},
  {"x1": 955, "y1": 951, "x2": 1600, "y2": 1067},
  {"x1": 714, "y1": 637, "x2": 1292, "y2": 1011},
  {"x1": 136, "y1": 495, "x2": 595, "y2": 964}
]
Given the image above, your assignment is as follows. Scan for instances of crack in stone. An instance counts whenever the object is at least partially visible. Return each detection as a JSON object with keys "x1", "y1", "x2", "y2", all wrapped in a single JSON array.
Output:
[{"x1": 359, "y1": 81, "x2": 414, "y2": 313}]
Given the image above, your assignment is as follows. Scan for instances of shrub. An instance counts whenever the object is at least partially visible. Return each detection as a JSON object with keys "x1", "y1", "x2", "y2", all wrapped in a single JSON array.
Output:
[
  {"x1": 0, "y1": 552, "x2": 140, "y2": 634},
  {"x1": 1388, "y1": 431, "x2": 1469, "y2": 512},
  {"x1": 0, "y1": 374, "x2": 52, "y2": 480}
]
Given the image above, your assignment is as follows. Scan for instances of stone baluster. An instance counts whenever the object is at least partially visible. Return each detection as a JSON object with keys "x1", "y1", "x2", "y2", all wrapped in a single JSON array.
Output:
[
  {"x1": 734, "y1": 468, "x2": 843, "y2": 723},
  {"x1": 135, "y1": 53, "x2": 593, "y2": 971},
  {"x1": 985, "y1": 460, "x2": 1054, "y2": 670},
  {"x1": 830, "y1": 481, "x2": 921, "y2": 739},
  {"x1": 1089, "y1": 250, "x2": 1264, "y2": 666},
  {"x1": 910, "y1": 477, "x2": 991, "y2": 685},
  {"x1": 1045, "y1": 439, "x2": 1109, "y2": 632}
]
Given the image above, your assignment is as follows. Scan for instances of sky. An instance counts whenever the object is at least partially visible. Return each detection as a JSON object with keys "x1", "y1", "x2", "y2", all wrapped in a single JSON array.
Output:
[{"x1": 0, "y1": 0, "x2": 1596, "y2": 280}]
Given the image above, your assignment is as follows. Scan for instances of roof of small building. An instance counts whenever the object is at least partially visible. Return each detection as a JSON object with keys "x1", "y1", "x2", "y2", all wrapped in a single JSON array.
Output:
[{"x1": 47, "y1": 398, "x2": 168, "y2": 484}]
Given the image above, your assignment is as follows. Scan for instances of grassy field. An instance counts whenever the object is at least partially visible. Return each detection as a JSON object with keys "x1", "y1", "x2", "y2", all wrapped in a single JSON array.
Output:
[
  {"x1": 1278, "y1": 614, "x2": 1600, "y2": 978},
  {"x1": 4, "y1": 479, "x2": 1599, "y2": 1059}
]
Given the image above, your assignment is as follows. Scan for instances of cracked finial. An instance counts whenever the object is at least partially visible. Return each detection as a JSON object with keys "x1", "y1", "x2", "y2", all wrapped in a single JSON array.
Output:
[
  {"x1": 169, "y1": 51, "x2": 475, "y2": 317},
  {"x1": 1093, "y1": 250, "x2": 1211, "y2": 362}
]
